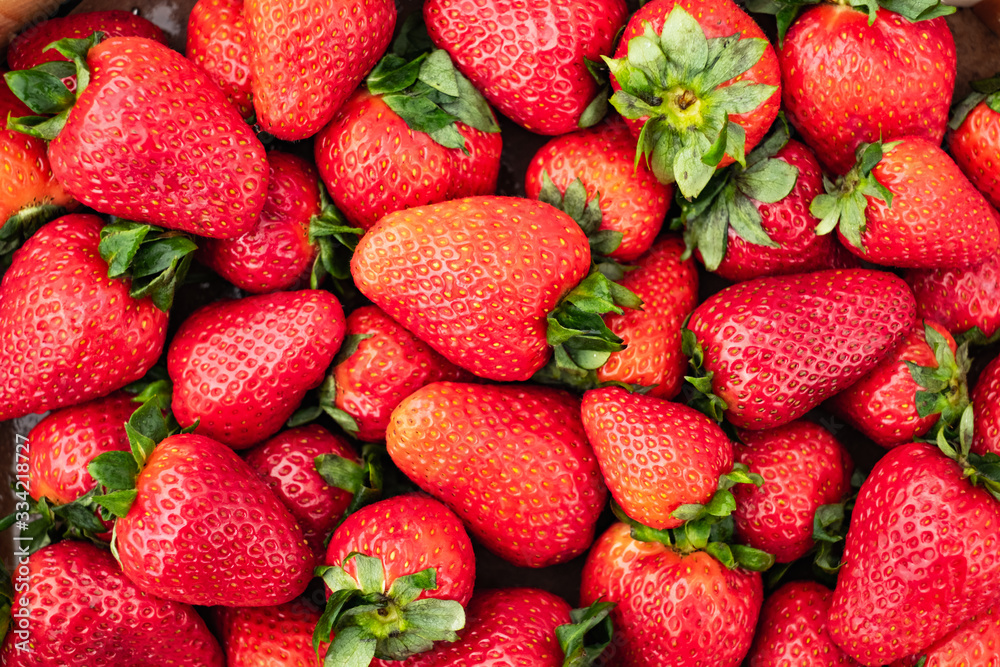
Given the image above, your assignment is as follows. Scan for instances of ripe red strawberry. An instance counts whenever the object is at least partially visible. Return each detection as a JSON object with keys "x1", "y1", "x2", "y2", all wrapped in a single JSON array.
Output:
[
  {"x1": 217, "y1": 600, "x2": 329, "y2": 665},
  {"x1": 6, "y1": 36, "x2": 269, "y2": 239},
  {"x1": 812, "y1": 138, "x2": 1000, "y2": 269},
  {"x1": 0, "y1": 540, "x2": 224, "y2": 666},
  {"x1": 352, "y1": 196, "x2": 638, "y2": 382},
  {"x1": 424, "y1": 0, "x2": 627, "y2": 135},
  {"x1": 972, "y1": 354, "x2": 1000, "y2": 457},
  {"x1": 317, "y1": 494, "x2": 475, "y2": 663},
  {"x1": 244, "y1": 425, "x2": 360, "y2": 560},
  {"x1": 525, "y1": 118, "x2": 672, "y2": 262},
  {"x1": 890, "y1": 605, "x2": 1000, "y2": 667},
  {"x1": 777, "y1": 5, "x2": 955, "y2": 175},
  {"x1": 949, "y1": 77, "x2": 1000, "y2": 210},
  {"x1": 581, "y1": 522, "x2": 765, "y2": 666},
  {"x1": 827, "y1": 441, "x2": 1000, "y2": 665},
  {"x1": 685, "y1": 268, "x2": 916, "y2": 430},
  {"x1": 326, "y1": 305, "x2": 471, "y2": 442},
  {"x1": 906, "y1": 252, "x2": 1000, "y2": 341},
  {"x1": 387, "y1": 382, "x2": 607, "y2": 568},
  {"x1": 186, "y1": 0, "x2": 254, "y2": 119},
  {"x1": 732, "y1": 420, "x2": 854, "y2": 563},
  {"x1": 747, "y1": 581, "x2": 860, "y2": 667},
  {"x1": 167, "y1": 289, "x2": 345, "y2": 448},
  {"x1": 581, "y1": 386, "x2": 734, "y2": 530},
  {"x1": 591, "y1": 235, "x2": 697, "y2": 397},
  {"x1": 827, "y1": 320, "x2": 968, "y2": 449},
  {"x1": 679, "y1": 124, "x2": 856, "y2": 280},
  {"x1": 0, "y1": 215, "x2": 167, "y2": 421},
  {"x1": 200, "y1": 151, "x2": 320, "y2": 294},
  {"x1": 605, "y1": 0, "x2": 781, "y2": 198},
  {"x1": 245, "y1": 0, "x2": 396, "y2": 140}
]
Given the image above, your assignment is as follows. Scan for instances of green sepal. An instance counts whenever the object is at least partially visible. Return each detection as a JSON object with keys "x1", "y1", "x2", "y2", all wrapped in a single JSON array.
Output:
[
  {"x1": 956, "y1": 326, "x2": 1000, "y2": 348},
  {"x1": 557, "y1": 600, "x2": 616, "y2": 667},
  {"x1": 902, "y1": 323, "x2": 970, "y2": 439},
  {"x1": 537, "y1": 171, "x2": 625, "y2": 262},
  {"x1": 0, "y1": 489, "x2": 110, "y2": 553},
  {"x1": 5, "y1": 111, "x2": 70, "y2": 141},
  {"x1": 0, "y1": 202, "x2": 70, "y2": 261},
  {"x1": 808, "y1": 469, "x2": 864, "y2": 575},
  {"x1": 578, "y1": 57, "x2": 611, "y2": 129},
  {"x1": 746, "y1": 0, "x2": 953, "y2": 44},
  {"x1": 98, "y1": 222, "x2": 196, "y2": 312},
  {"x1": 951, "y1": 74, "x2": 1000, "y2": 130},
  {"x1": 914, "y1": 657, "x2": 928, "y2": 667},
  {"x1": 46, "y1": 32, "x2": 104, "y2": 94},
  {"x1": 4, "y1": 63, "x2": 75, "y2": 115},
  {"x1": 938, "y1": 406, "x2": 1000, "y2": 501},
  {"x1": 309, "y1": 186, "x2": 363, "y2": 290},
  {"x1": 287, "y1": 373, "x2": 363, "y2": 437},
  {"x1": 681, "y1": 326, "x2": 728, "y2": 421},
  {"x1": 315, "y1": 444, "x2": 385, "y2": 525}
]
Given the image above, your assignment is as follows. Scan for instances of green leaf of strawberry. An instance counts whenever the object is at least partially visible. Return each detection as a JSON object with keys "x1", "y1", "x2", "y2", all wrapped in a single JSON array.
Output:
[
  {"x1": 556, "y1": 599, "x2": 616, "y2": 667},
  {"x1": 98, "y1": 221, "x2": 197, "y2": 313}
]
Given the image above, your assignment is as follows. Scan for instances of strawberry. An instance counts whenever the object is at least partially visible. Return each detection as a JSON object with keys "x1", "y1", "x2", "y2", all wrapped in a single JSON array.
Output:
[
  {"x1": 312, "y1": 305, "x2": 472, "y2": 442},
  {"x1": 245, "y1": 0, "x2": 396, "y2": 140},
  {"x1": 949, "y1": 75, "x2": 1000, "y2": 211},
  {"x1": 525, "y1": 117, "x2": 672, "y2": 262},
  {"x1": 387, "y1": 382, "x2": 607, "y2": 568},
  {"x1": 316, "y1": 493, "x2": 475, "y2": 663},
  {"x1": 906, "y1": 252, "x2": 1000, "y2": 342},
  {"x1": 167, "y1": 289, "x2": 346, "y2": 449},
  {"x1": 890, "y1": 605, "x2": 1000, "y2": 667},
  {"x1": 199, "y1": 151, "x2": 320, "y2": 294},
  {"x1": 217, "y1": 600, "x2": 328, "y2": 665},
  {"x1": 732, "y1": 420, "x2": 854, "y2": 563},
  {"x1": 0, "y1": 540, "x2": 224, "y2": 666},
  {"x1": 244, "y1": 425, "x2": 361, "y2": 560},
  {"x1": 186, "y1": 0, "x2": 254, "y2": 119},
  {"x1": 773, "y1": 3, "x2": 956, "y2": 175},
  {"x1": 424, "y1": 0, "x2": 627, "y2": 135},
  {"x1": 581, "y1": 521, "x2": 768, "y2": 666},
  {"x1": 581, "y1": 386, "x2": 734, "y2": 530},
  {"x1": 812, "y1": 138, "x2": 1000, "y2": 269},
  {"x1": 315, "y1": 25, "x2": 502, "y2": 231},
  {"x1": 0, "y1": 215, "x2": 167, "y2": 421},
  {"x1": 827, "y1": 320, "x2": 969, "y2": 449},
  {"x1": 747, "y1": 580, "x2": 860, "y2": 667},
  {"x1": 972, "y1": 354, "x2": 1000, "y2": 457},
  {"x1": 351, "y1": 196, "x2": 640, "y2": 382},
  {"x1": 604, "y1": 0, "x2": 781, "y2": 198},
  {"x1": 684, "y1": 268, "x2": 916, "y2": 430},
  {"x1": 679, "y1": 121, "x2": 856, "y2": 280},
  {"x1": 827, "y1": 424, "x2": 1000, "y2": 665}
]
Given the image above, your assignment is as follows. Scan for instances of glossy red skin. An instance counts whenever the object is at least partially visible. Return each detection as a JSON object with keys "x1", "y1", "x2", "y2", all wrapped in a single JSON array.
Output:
[
  {"x1": 840, "y1": 137, "x2": 1000, "y2": 269},
  {"x1": 612, "y1": 0, "x2": 781, "y2": 170},
  {"x1": 316, "y1": 90, "x2": 501, "y2": 231},
  {"x1": 168, "y1": 289, "x2": 345, "y2": 448},
  {"x1": 326, "y1": 494, "x2": 476, "y2": 606},
  {"x1": 890, "y1": 605, "x2": 1000, "y2": 667},
  {"x1": 708, "y1": 139, "x2": 858, "y2": 281},
  {"x1": 186, "y1": 0, "x2": 254, "y2": 119},
  {"x1": 387, "y1": 382, "x2": 607, "y2": 568},
  {"x1": 906, "y1": 252, "x2": 1000, "y2": 339},
  {"x1": 525, "y1": 118, "x2": 671, "y2": 262},
  {"x1": 200, "y1": 151, "x2": 320, "y2": 293},
  {"x1": 49, "y1": 38, "x2": 268, "y2": 238},
  {"x1": 0, "y1": 215, "x2": 167, "y2": 421},
  {"x1": 351, "y1": 196, "x2": 591, "y2": 382},
  {"x1": 333, "y1": 305, "x2": 472, "y2": 442},
  {"x1": 244, "y1": 425, "x2": 358, "y2": 561},
  {"x1": 116, "y1": 433, "x2": 314, "y2": 606},
  {"x1": 0, "y1": 541, "x2": 224, "y2": 666},
  {"x1": 972, "y1": 354, "x2": 1000, "y2": 457},
  {"x1": 747, "y1": 581, "x2": 860, "y2": 667},
  {"x1": 828, "y1": 443, "x2": 1000, "y2": 665},
  {"x1": 950, "y1": 101, "x2": 1000, "y2": 210},
  {"x1": 371, "y1": 588, "x2": 572, "y2": 667},
  {"x1": 596, "y1": 235, "x2": 698, "y2": 397},
  {"x1": 780, "y1": 6, "x2": 955, "y2": 175},
  {"x1": 686, "y1": 268, "x2": 916, "y2": 430},
  {"x1": 732, "y1": 421, "x2": 854, "y2": 563},
  {"x1": 581, "y1": 387, "x2": 733, "y2": 530},
  {"x1": 217, "y1": 600, "x2": 328, "y2": 666},
  {"x1": 28, "y1": 392, "x2": 135, "y2": 505},
  {"x1": 827, "y1": 320, "x2": 956, "y2": 449},
  {"x1": 581, "y1": 522, "x2": 764, "y2": 667},
  {"x1": 425, "y1": 0, "x2": 626, "y2": 135},
  {"x1": 0, "y1": 80, "x2": 75, "y2": 226},
  {"x1": 245, "y1": 0, "x2": 396, "y2": 140}
]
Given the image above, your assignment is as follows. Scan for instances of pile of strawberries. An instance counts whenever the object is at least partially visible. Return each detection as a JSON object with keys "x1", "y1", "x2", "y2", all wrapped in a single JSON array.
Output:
[{"x1": 2, "y1": 0, "x2": 1000, "y2": 663}]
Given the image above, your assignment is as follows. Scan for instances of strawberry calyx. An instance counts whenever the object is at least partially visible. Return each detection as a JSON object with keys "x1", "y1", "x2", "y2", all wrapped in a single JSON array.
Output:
[
  {"x1": 5, "y1": 32, "x2": 102, "y2": 140},
  {"x1": 956, "y1": 325, "x2": 1000, "y2": 348},
  {"x1": 808, "y1": 467, "x2": 865, "y2": 579},
  {"x1": 937, "y1": 405, "x2": 1000, "y2": 501},
  {"x1": 681, "y1": 326, "x2": 729, "y2": 422},
  {"x1": 288, "y1": 333, "x2": 374, "y2": 436},
  {"x1": 811, "y1": 139, "x2": 900, "y2": 252},
  {"x1": 0, "y1": 490, "x2": 109, "y2": 554},
  {"x1": 950, "y1": 73, "x2": 1000, "y2": 130},
  {"x1": 555, "y1": 599, "x2": 616, "y2": 667},
  {"x1": 314, "y1": 552, "x2": 465, "y2": 664},
  {"x1": 314, "y1": 445, "x2": 385, "y2": 527},
  {"x1": 579, "y1": 57, "x2": 612, "y2": 130},
  {"x1": 366, "y1": 16, "x2": 499, "y2": 154},
  {"x1": 98, "y1": 220, "x2": 198, "y2": 312},
  {"x1": 676, "y1": 117, "x2": 795, "y2": 271},
  {"x1": 904, "y1": 322, "x2": 971, "y2": 440},
  {"x1": 602, "y1": 7, "x2": 777, "y2": 199},
  {"x1": 309, "y1": 185, "x2": 363, "y2": 290},
  {"x1": 0, "y1": 203, "x2": 73, "y2": 266},
  {"x1": 746, "y1": 0, "x2": 954, "y2": 44}
]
